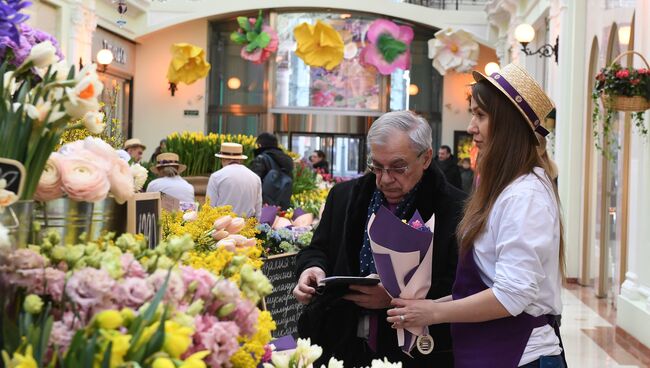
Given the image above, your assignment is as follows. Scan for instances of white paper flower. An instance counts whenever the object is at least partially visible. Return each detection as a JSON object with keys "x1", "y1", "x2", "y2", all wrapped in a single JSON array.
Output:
[
  {"x1": 130, "y1": 163, "x2": 148, "y2": 191},
  {"x1": 427, "y1": 28, "x2": 479, "y2": 75},
  {"x1": 24, "y1": 41, "x2": 59, "y2": 69},
  {"x1": 82, "y1": 111, "x2": 106, "y2": 134}
]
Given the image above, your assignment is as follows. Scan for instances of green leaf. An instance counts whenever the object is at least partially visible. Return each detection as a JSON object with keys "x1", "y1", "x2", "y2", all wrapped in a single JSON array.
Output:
[
  {"x1": 253, "y1": 10, "x2": 264, "y2": 33},
  {"x1": 237, "y1": 16, "x2": 251, "y2": 32},
  {"x1": 377, "y1": 34, "x2": 408, "y2": 63},
  {"x1": 143, "y1": 307, "x2": 167, "y2": 358},
  {"x1": 81, "y1": 333, "x2": 97, "y2": 368},
  {"x1": 230, "y1": 32, "x2": 247, "y2": 45},
  {"x1": 101, "y1": 341, "x2": 113, "y2": 368},
  {"x1": 246, "y1": 31, "x2": 257, "y2": 43},
  {"x1": 64, "y1": 331, "x2": 86, "y2": 367},
  {"x1": 255, "y1": 32, "x2": 271, "y2": 49}
]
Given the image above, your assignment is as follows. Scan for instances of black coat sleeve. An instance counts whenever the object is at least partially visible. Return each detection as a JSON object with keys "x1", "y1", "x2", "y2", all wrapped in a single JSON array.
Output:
[
  {"x1": 295, "y1": 184, "x2": 337, "y2": 278},
  {"x1": 249, "y1": 156, "x2": 268, "y2": 179}
]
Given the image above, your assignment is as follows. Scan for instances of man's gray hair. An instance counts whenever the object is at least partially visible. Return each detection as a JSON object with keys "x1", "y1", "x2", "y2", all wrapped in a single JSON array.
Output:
[{"x1": 367, "y1": 111, "x2": 432, "y2": 155}]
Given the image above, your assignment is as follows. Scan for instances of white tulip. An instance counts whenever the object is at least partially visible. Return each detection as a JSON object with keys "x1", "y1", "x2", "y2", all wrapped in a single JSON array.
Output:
[
  {"x1": 82, "y1": 111, "x2": 106, "y2": 134},
  {"x1": 25, "y1": 41, "x2": 59, "y2": 69},
  {"x1": 305, "y1": 344, "x2": 323, "y2": 365},
  {"x1": 326, "y1": 357, "x2": 344, "y2": 368}
]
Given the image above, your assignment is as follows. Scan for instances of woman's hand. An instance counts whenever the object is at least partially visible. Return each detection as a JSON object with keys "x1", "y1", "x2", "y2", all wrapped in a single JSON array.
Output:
[{"x1": 386, "y1": 298, "x2": 438, "y2": 329}]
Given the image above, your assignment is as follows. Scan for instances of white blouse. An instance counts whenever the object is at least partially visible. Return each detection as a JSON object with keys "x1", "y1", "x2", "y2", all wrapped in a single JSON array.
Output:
[{"x1": 472, "y1": 167, "x2": 563, "y2": 366}]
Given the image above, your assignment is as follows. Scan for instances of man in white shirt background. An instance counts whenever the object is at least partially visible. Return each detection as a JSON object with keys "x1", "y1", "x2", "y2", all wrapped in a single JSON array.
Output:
[
  {"x1": 118, "y1": 138, "x2": 146, "y2": 163},
  {"x1": 146, "y1": 152, "x2": 195, "y2": 205},
  {"x1": 206, "y1": 142, "x2": 262, "y2": 219}
]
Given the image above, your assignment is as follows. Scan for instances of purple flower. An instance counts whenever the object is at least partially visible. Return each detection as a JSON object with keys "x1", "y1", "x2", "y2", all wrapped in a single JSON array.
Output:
[
  {"x1": 0, "y1": 23, "x2": 63, "y2": 67},
  {"x1": 115, "y1": 277, "x2": 154, "y2": 309},
  {"x1": 65, "y1": 267, "x2": 115, "y2": 311},
  {"x1": 0, "y1": 0, "x2": 31, "y2": 45}
]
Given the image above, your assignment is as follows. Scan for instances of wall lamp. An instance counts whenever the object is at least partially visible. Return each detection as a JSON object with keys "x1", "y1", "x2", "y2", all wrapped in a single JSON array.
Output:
[
  {"x1": 514, "y1": 23, "x2": 558, "y2": 63},
  {"x1": 96, "y1": 49, "x2": 114, "y2": 73}
]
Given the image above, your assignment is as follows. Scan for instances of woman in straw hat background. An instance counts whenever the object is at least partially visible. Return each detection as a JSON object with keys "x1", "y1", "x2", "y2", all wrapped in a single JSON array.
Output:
[
  {"x1": 386, "y1": 64, "x2": 567, "y2": 368},
  {"x1": 146, "y1": 152, "x2": 195, "y2": 204}
]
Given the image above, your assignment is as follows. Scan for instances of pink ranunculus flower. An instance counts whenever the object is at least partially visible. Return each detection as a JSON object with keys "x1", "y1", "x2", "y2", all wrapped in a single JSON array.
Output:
[
  {"x1": 116, "y1": 277, "x2": 154, "y2": 309},
  {"x1": 240, "y1": 25, "x2": 279, "y2": 64},
  {"x1": 147, "y1": 269, "x2": 186, "y2": 305},
  {"x1": 180, "y1": 266, "x2": 217, "y2": 302},
  {"x1": 34, "y1": 153, "x2": 65, "y2": 202},
  {"x1": 616, "y1": 69, "x2": 630, "y2": 79},
  {"x1": 59, "y1": 156, "x2": 110, "y2": 202},
  {"x1": 360, "y1": 19, "x2": 414, "y2": 75},
  {"x1": 65, "y1": 267, "x2": 115, "y2": 311},
  {"x1": 109, "y1": 158, "x2": 135, "y2": 204},
  {"x1": 121, "y1": 253, "x2": 147, "y2": 278}
]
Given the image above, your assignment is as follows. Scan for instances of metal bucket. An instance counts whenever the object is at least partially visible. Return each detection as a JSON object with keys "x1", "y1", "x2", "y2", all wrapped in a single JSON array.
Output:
[
  {"x1": 1, "y1": 200, "x2": 34, "y2": 248},
  {"x1": 89, "y1": 197, "x2": 127, "y2": 240},
  {"x1": 34, "y1": 198, "x2": 94, "y2": 245}
]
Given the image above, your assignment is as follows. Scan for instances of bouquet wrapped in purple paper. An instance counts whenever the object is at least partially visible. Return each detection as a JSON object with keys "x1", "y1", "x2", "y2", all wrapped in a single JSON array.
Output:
[{"x1": 367, "y1": 205, "x2": 434, "y2": 354}]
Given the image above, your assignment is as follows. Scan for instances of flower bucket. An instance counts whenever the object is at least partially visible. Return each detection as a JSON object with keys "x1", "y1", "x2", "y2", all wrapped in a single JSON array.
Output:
[
  {"x1": 89, "y1": 196, "x2": 127, "y2": 240},
  {"x1": 601, "y1": 51, "x2": 650, "y2": 113},
  {"x1": 1, "y1": 200, "x2": 34, "y2": 248},
  {"x1": 34, "y1": 198, "x2": 94, "y2": 245}
]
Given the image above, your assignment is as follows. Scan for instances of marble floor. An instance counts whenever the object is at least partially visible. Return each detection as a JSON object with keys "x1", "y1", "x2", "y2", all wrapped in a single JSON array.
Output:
[{"x1": 562, "y1": 284, "x2": 650, "y2": 367}]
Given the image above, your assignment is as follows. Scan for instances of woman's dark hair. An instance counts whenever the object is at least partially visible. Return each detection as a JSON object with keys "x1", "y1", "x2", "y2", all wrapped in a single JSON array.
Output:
[
  {"x1": 457, "y1": 80, "x2": 565, "y2": 276},
  {"x1": 257, "y1": 132, "x2": 278, "y2": 148},
  {"x1": 314, "y1": 150, "x2": 326, "y2": 159}
]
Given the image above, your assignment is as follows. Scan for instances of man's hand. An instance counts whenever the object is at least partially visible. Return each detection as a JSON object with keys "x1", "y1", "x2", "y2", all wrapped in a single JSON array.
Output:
[
  {"x1": 293, "y1": 267, "x2": 326, "y2": 304},
  {"x1": 342, "y1": 284, "x2": 392, "y2": 309}
]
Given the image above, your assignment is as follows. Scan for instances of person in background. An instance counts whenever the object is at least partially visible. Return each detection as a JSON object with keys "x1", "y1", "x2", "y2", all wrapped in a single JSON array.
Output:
[
  {"x1": 434, "y1": 145, "x2": 462, "y2": 189},
  {"x1": 207, "y1": 142, "x2": 262, "y2": 218},
  {"x1": 459, "y1": 157, "x2": 474, "y2": 194},
  {"x1": 309, "y1": 150, "x2": 330, "y2": 174},
  {"x1": 149, "y1": 139, "x2": 167, "y2": 163},
  {"x1": 250, "y1": 132, "x2": 294, "y2": 208},
  {"x1": 118, "y1": 138, "x2": 146, "y2": 163},
  {"x1": 537, "y1": 134, "x2": 559, "y2": 185},
  {"x1": 147, "y1": 152, "x2": 194, "y2": 204}
]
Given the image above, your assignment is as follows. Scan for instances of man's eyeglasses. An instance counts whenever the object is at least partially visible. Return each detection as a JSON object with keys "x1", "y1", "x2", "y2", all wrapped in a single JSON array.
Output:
[{"x1": 366, "y1": 150, "x2": 426, "y2": 177}]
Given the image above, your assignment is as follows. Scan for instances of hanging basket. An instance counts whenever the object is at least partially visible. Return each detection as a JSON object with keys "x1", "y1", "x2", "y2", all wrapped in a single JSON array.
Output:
[{"x1": 601, "y1": 51, "x2": 650, "y2": 113}]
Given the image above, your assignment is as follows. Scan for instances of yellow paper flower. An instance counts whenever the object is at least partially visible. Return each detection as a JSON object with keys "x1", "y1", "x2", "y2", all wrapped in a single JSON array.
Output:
[
  {"x1": 167, "y1": 43, "x2": 211, "y2": 85},
  {"x1": 294, "y1": 20, "x2": 344, "y2": 70}
]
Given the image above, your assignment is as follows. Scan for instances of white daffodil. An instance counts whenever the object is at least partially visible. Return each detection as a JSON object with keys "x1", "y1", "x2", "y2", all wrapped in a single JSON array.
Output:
[
  {"x1": 3, "y1": 71, "x2": 16, "y2": 95},
  {"x1": 427, "y1": 28, "x2": 479, "y2": 75},
  {"x1": 325, "y1": 357, "x2": 344, "y2": 368},
  {"x1": 82, "y1": 111, "x2": 106, "y2": 134},
  {"x1": 64, "y1": 73, "x2": 103, "y2": 119},
  {"x1": 25, "y1": 98, "x2": 65, "y2": 124},
  {"x1": 0, "y1": 179, "x2": 18, "y2": 210},
  {"x1": 24, "y1": 41, "x2": 59, "y2": 69}
]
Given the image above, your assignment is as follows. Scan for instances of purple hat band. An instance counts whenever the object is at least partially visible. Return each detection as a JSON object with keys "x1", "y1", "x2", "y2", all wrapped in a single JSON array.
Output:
[{"x1": 490, "y1": 72, "x2": 549, "y2": 137}]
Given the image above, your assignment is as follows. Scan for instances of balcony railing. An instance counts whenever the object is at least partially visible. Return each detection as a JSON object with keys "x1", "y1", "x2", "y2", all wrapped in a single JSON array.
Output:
[{"x1": 398, "y1": 0, "x2": 489, "y2": 10}]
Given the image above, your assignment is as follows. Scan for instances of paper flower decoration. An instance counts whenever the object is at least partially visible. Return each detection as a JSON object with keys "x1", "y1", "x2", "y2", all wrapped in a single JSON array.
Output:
[
  {"x1": 166, "y1": 43, "x2": 211, "y2": 96},
  {"x1": 427, "y1": 28, "x2": 479, "y2": 75},
  {"x1": 230, "y1": 10, "x2": 278, "y2": 64},
  {"x1": 293, "y1": 20, "x2": 344, "y2": 71},
  {"x1": 360, "y1": 19, "x2": 413, "y2": 75}
]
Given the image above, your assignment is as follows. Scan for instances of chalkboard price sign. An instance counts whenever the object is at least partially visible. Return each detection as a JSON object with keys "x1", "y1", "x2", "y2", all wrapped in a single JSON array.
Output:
[
  {"x1": 262, "y1": 253, "x2": 302, "y2": 338},
  {"x1": 127, "y1": 192, "x2": 162, "y2": 249},
  {"x1": 0, "y1": 158, "x2": 25, "y2": 198}
]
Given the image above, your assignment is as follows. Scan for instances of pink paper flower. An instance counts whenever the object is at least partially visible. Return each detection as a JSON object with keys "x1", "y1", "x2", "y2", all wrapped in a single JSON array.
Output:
[
  {"x1": 116, "y1": 277, "x2": 154, "y2": 309},
  {"x1": 34, "y1": 153, "x2": 64, "y2": 202},
  {"x1": 59, "y1": 157, "x2": 110, "y2": 202},
  {"x1": 180, "y1": 265, "x2": 217, "y2": 302},
  {"x1": 360, "y1": 19, "x2": 413, "y2": 75},
  {"x1": 240, "y1": 24, "x2": 278, "y2": 64},
  {"x1": 65, "y1": 267, "x2": 115, "y2": 311}
]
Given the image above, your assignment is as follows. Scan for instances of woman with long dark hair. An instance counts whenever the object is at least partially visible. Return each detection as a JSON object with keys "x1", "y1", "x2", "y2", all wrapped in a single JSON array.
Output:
[{"x1": 386, "y1": 64, "x2": 566, "y2": 367}]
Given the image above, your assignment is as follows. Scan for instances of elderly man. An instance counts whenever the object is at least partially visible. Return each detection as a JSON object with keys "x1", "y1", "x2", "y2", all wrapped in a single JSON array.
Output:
[
  {"x1": 206, "y1": 142, "x2": 262, "y2": 218},
  {"x1": 294, "y1": 111, "x2": 466, "y2": 367}
]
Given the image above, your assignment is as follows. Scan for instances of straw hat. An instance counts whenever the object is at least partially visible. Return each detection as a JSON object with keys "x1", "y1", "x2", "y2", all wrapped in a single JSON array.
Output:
[
  {"x1": 124, "y1": 138, "x2": 147, "y2": 150},
  {"x1": 472, "y1": 63, "x2": 555, "y2": 137},
  {"x1": 215, "y1": 142, "x2": 248, "y2": 160},
  {"x1": 151, "y1": 152, "x2": 186, "y2": 175}
]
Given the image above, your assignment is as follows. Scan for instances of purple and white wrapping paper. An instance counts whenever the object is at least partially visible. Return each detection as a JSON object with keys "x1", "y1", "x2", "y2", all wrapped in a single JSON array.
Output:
[{"x1": 367, "y1": 206, "x2": 435, "y2": 354}]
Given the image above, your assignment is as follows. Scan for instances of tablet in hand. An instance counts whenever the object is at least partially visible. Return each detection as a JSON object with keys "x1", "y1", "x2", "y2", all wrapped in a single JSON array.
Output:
[{"x1": 318, "y1": 276, "x2": 380, "y2": 286}]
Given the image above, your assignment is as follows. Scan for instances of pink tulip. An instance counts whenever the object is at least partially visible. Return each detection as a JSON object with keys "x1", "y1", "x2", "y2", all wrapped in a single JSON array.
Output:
[
  {"x1": 213, "y1": 215, "x2": 233, "y2": 231},
  {"x1": 225, "y1": 217, "x2": 245, "y2": 234}
]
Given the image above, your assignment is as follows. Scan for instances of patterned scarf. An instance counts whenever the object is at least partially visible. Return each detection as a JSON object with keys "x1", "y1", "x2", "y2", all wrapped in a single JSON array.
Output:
[{"x1": 359, "y1": 182, "x2": 421, "y2": 276}]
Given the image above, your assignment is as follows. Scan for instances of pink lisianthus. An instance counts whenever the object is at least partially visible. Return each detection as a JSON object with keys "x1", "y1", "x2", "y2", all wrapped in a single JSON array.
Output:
[
  {"x1": 240, "y1": 25, "x2": 278, "y2": 64},
  {"x1": 147, "y1": 269, "x2": 186, "y2": 305},
  {"x1": 59, "y1": 157, "x2": 110, "y2": 202},
  {"x1": 34, "y1": 153, "x2": 64, "y2": 202},
  {"x1": 65, "y1": 267, "x2": 115, "y2": 311},
  {"x1": 180, "y1": 266, "x2": 217, "y2": 302},
  {"x1": 230, "y1": 299, "x2": 259, "y2": 337},
  {"x1": 6, "y1": 249, "x2": 47, "y2": 269},
  {"x1": 44, "y1": 267, "x2": 66, "y2": 301},
  {"x1": 115, "y1": 277, "x2": 154, "y2": 309},
  {"x1": 50, "y1": 320, "x2": 75, "y2": 352},
  {"x1": 187, "y1": 315, "x2": 240, "y2": 368},
  {"x1": 121, "y1": 253, "x2": 147, "y2": 278},
  {"x1": 360, "y1": 19, "x2": 413, "y2": 75}
]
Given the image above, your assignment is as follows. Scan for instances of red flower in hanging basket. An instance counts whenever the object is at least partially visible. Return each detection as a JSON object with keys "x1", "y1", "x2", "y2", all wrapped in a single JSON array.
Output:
[{"x1": 615, "y1": 69, "x2": 630, "y2": 79}]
